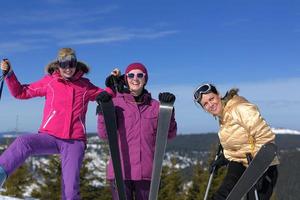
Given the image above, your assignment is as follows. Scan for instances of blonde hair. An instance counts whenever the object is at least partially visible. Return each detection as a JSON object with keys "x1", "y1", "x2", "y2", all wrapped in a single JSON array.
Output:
[{"x1": 58, "y1": 48, "x2": 76, "y2": 59}]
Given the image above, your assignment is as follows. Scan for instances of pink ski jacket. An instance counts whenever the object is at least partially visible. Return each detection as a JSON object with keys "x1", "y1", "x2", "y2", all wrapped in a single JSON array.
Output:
[
  {"x1": 97, "y1": 91, "x2": 177, "y2": 180},
  {"x1": 5, "y1": 70, "x2": 113, "y2": 142}
]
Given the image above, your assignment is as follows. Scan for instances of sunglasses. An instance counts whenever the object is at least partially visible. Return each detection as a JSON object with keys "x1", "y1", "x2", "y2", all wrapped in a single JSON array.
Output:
[
  {"x1": 127, "y1": 73, "x2": 145, "y2": 79},
  {"x1": 193, "y1": 84, "x2": 212, "y2": 101},
  {"x1": 58, "y1": 55, "x2": 77, "y2": 69}
]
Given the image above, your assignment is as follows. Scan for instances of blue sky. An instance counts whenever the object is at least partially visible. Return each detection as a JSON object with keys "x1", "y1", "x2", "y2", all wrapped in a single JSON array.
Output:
[{"x1": 0, "y1": 0, "x2": 299, "y2": 134}]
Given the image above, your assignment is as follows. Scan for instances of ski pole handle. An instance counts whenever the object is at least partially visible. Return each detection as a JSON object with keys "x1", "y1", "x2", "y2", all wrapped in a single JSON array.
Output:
[
  {"x1": 216, "y1": 144, "x2": 223, "y2": 157},
  {"x1": 111, "y1": 68, "x2": 121, "y2": 93},
  {"x1": 112, "y1": 76, "x2": 119, "y2": 93},
  {"x1": 211, "y1": 144, "x2": 223, "y2": 175},
  {"x1": 246, "y1": 153, "x2": 253, "y2": 163},
  {"x1": 1, "y1": 59, "x2": 10, "y2": 76}
]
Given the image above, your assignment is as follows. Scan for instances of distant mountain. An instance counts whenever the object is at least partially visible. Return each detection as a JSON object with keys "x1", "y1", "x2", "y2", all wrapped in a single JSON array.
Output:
[
  {"x1": 272, "y1": 127, "x2": 300, "y2": 135},
  {"x1": 167, "y1": 131, "x2": 300, "y2": 153},
  {"x1": 0, "y1": 131, "x2": 29, "y2": 138}
]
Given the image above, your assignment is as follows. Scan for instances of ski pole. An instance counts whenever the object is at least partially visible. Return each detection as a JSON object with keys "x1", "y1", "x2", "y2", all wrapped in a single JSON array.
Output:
[
  {"x1": 0, "y1": 76, "x2": 4, "y2": 100},
  {"x1": 0, "y1": 59, "x2": 9, "y2": 100},
  {"x1": 246, "y1": 153, "x2": 260, "y2": 200},
  {"x1": 204, "y1": 144, "x2": 223, "y2": 200}
]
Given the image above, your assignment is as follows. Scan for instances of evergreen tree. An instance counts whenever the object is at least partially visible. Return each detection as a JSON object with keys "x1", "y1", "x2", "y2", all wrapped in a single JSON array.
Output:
[
  {"x1": 80, "y1": 156, "x2": 112, "y2": 200},
  {"x1": 158, "y1": 157, "x2": 184, "y2": 200},
  {"x1": 97, "y1": 184, "x2": 113, "y2": 200},
  {"x1": 31, "y1": 154, "x2": 112, "y2": 200},
  {"x1": 31, "y1": 155, "x2": 61, "y2": 200},
  {"x1": 186, "y1": 161, "x2": 208, "y2": 200},
  {"x1": 158, "y1": 165, "x2": 170, "y2": 200},
  {"x1": 1, "y1": 163, "x2": 34, "y2": 198}
]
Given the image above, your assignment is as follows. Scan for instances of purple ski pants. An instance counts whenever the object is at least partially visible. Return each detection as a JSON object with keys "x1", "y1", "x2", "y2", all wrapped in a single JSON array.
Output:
[
  {"x1": 0, "y1": 133, "x2": 85, "y2": 200},
  {"x1": 110, "y1": 179, "x2": 151, "y2": 200}
]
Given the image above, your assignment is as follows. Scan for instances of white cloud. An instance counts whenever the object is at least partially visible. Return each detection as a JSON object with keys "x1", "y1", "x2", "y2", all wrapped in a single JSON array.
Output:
[
  {"x1": 0, "y1": 2, "x2": 178, "y2": 53},
  {"x1": 0, "y1": 27, "x2": 178, "y2": 54},
  {"x1": 61, "y1": 29, "x2": 178, "y2": 45},
  {"x1": 0, "y1": 5, "x2": 119, "y2": 25}
]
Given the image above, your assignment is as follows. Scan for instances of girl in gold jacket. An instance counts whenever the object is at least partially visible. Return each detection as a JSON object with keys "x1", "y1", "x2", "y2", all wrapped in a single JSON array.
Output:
[{"x1": 193, "y1": 83, "x2": 279, "y2": 200}]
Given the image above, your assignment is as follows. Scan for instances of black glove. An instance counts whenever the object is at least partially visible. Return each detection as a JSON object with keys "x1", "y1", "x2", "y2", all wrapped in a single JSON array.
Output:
[
  {"x1": 96, "y1": 91, "x2": 112, "y2": 115},
  {"x1": 158, "y1": 92, "x2": 176, "y2": 103},
  {"x1": 105, "y1": 74, "x2": 126, "y2": 93},
  {"x1": 209, "y1": 152, "x2": 229, "y2": 173},
  {"x1": 96, "y1": 91, "x2": 112, "y2": 104}
]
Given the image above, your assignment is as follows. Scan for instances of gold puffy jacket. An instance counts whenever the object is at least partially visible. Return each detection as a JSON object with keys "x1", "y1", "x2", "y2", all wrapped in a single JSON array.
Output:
[{"x1": 218, "y1": 92, "x2": 279, "y2": 167}]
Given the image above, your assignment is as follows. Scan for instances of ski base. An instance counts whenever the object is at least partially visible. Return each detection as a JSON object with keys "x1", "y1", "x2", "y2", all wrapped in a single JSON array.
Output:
[
  {"x1": 148, "y1": 101, "x2": 174, "y2": 200},
  {"x1": 100, "y1": 100, "x2": 127, "y2": 200},
  {"x1": 226, "y1": 143, "x2": 277, "y2": 200}
]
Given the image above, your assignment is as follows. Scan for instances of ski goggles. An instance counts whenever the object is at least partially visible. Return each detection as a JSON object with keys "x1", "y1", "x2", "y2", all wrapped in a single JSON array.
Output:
[
  {"x1": 58, "y1": 55, "x2": 77, "y2": 69},
  {"x1": 193, "y1": 83, "x2": 212, "y2": 101},
  {"x1": 126, "y1": 72, "x2": 145, "y2": 79}
]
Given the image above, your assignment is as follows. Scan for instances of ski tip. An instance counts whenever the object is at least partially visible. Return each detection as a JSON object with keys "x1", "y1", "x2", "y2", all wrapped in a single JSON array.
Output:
[{"x1": 159, "y1": 101, "x2": 174, "y2": 108}]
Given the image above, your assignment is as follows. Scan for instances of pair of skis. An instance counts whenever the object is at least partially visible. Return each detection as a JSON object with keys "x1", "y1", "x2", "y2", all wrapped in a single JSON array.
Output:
[
  {"x1": 100, "y1": 98, "x2": 174, "y2": 200},
  {"x1": 204, "y1": 143, "x2": 277, "y2": 200},
  {"x1": 225, "y1": 143, "x2": 277, "y2": 200}
]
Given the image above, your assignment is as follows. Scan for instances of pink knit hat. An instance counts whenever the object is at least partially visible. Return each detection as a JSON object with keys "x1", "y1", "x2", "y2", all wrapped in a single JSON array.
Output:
[{"x1": 125, "y1": 62, "x2": 148, "y2": 83}]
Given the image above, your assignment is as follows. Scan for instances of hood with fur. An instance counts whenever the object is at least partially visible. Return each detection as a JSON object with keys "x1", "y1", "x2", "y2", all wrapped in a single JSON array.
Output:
[{"x1": 45, "y1": 60, "x2": 90, "y2": 75}]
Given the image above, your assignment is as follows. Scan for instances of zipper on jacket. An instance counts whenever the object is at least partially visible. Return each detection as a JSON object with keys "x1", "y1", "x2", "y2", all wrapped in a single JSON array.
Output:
[{"x1": 43, "y1": 110, "x2": 56, "y2": 129}]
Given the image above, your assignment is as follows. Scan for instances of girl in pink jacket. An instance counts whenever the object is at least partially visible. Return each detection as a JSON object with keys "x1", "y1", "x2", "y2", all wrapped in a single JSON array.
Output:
[
  {"x1": 97, "y1": 63, "x2": 177, "y2": 200},
  {"x1": 0, "y1": 48, "x2": 113, "y2": 200}
]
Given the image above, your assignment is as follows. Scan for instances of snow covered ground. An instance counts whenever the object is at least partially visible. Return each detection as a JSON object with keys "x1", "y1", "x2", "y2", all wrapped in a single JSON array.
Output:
[
  {"x1": 0, "y1": 196, "x2": 22, "y2": 200},
  {"x1": 0, "y1": 195, "x2": 37, "y2": 200}
]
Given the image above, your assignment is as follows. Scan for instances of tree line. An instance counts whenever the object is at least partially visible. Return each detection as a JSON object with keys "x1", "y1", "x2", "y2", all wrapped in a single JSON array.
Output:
[
  {"x1": 0, "y1": 138, "x2": 293, "y2": 200},
  {"x1": 0, "y1": 145, "x2": 228, "y2": 200}
]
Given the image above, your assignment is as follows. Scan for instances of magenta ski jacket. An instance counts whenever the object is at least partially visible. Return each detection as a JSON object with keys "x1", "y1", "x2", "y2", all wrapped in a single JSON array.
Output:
[
  {"x1": 97, "y1": 92, "x2": 177, "y2": 180},
  {"x1": 5, "y1": 70, "x2": 114, "y2": 142}
]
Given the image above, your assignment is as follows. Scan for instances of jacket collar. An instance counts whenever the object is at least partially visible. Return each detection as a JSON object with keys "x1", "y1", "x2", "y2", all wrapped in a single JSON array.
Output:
[
  {"x1": 118, "y1": 89, "x2": 152, "y2": 105},
  {"x1": 52, "y1": 70, "x2": 84, "y2": 82},
  {"x1": 219, "y1": 95, "x2": 249, "y2": 124}
]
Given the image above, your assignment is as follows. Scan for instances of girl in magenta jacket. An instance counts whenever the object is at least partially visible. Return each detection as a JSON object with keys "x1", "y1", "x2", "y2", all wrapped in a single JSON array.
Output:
[
  {"x1": 0, "y1": 48, "x2": 113, "y2": 200},
  {"x1": 97, "y1": 63, "x2": 177, "y2": 200}
]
